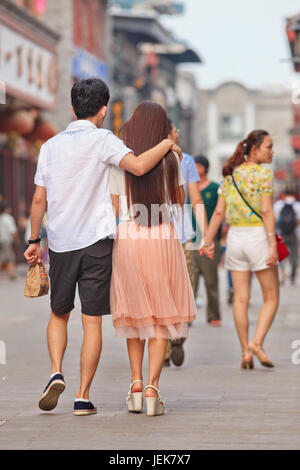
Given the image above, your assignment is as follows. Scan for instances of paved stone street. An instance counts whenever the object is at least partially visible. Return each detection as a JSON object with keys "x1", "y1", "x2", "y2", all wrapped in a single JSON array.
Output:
[{"x1": 0, "y1": 264, "x2": 299, "y2": 450}]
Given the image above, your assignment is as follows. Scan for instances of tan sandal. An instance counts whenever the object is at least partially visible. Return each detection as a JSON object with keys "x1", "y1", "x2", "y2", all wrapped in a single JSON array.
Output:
[
  {"x1": 241, "y1": 351, "x2": 254, "y2": 370},
  {"x1": 248, "y1": 342, "x2": 274, "y2": 368}
]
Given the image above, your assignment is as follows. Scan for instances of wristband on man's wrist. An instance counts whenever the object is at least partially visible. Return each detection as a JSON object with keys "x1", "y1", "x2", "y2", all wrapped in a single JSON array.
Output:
[{"x1": 28, "y1": 237, "x2": 41, "y2": 245}]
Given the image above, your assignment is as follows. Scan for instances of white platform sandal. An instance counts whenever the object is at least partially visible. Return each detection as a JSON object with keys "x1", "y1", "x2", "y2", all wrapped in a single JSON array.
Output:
[
  {"x1": 126, "y1": 380, "x2": 143, "y2": 413},
  {"x1": 144, "y1": 385, "x2": 165, "y2": 416}
]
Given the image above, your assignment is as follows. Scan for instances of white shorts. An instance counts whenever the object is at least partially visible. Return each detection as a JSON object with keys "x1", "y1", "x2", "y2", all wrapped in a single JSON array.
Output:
[{"x1": 225, "y1": 226, "x2": 270, "y2": 272}]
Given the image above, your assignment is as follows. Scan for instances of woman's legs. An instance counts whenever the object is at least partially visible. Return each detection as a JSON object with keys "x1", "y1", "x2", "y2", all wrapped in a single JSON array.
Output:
[
  {"x1": 146, "y1": 338, "x2": 168, "y2": 397},
  {"x1": 231, "y1": 270, "x2": 251, "y2": 354},
  {"x1": 250, "y1": 266, "x2": 279, "y2": 347},
  {"x1": 127, "y1": 338, "x2": 145, "y2": 392}
]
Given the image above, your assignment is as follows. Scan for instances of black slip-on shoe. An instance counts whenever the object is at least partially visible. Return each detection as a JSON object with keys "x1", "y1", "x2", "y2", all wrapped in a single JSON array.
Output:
[
  {"x1": 73, "y1": 400, "x2": 97, "y2": 416},
  {"x1": 170, "y1": 339, "x2": 185, "y2": 367},
  {"x1": 38, "y1": 373, "x2": 65, "y2": 411}
]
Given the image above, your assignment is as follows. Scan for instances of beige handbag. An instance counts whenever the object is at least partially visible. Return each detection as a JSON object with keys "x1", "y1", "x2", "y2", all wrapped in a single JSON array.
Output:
[{"x1": 24, "y1": 262, "x2": 49, "y2": 298}]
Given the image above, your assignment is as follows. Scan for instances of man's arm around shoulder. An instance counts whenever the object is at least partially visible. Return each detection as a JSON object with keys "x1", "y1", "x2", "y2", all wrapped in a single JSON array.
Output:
[{"x1": 119, "y1": 139, "x2": 182, "y2": 176}]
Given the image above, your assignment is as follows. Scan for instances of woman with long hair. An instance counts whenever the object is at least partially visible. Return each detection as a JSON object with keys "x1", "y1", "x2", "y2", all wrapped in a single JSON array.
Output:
[
  {"x1": 202, "y1": 130, "x2": 279, "y2": 369},
  {"x1": 109, "y1": 102, "x2": 196, "y2": 416}
]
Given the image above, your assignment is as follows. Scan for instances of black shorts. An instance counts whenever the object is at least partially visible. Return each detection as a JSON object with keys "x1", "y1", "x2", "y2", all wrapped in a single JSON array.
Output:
[{"x1": 49, "y1": 238, "x2": 114, "y2": 317}]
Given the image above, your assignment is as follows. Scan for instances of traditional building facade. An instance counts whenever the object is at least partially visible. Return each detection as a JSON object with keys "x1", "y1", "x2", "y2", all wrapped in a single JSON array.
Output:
[
  {"x1": 199, "y1": 81, "x2": 294, "y2": 194},
  {"x1": 110, "y1": 4, "x2": 201, "y2": 152},
  {"x1": 0, "y1": 0, "x2": 110, "y2": 259},
  {"x1": 286, "y1": 14, "x2": 300, "y2": 188},
  {"x1": 0, "y1": 0, "x2": 59, "y2": 257},
  {"x1": 43, "y1": 0, "x2": 110, "y2": 130}
]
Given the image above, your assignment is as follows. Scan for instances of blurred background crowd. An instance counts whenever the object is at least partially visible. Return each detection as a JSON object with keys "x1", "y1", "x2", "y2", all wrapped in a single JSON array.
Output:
[{"x1": 0, "y1": 0, "x2": 300, "y2": 285}]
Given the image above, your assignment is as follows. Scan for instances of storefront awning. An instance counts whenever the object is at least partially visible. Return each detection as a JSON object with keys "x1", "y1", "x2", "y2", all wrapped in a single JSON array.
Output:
[
  {"x1": 139, "y1": 43, "x2": 202, "y2": 64},
  {"x1": 286, "y1": 14, "x2": 300, "y2": 72}
]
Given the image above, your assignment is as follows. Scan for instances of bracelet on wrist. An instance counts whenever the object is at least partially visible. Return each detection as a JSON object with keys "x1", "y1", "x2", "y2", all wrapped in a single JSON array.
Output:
[
  {"x1": 267, "y1": 232, "x2": 275, "y2": 237},
  {"x1": 28, "y1": 237, "x2": 41, "y2": 245}
]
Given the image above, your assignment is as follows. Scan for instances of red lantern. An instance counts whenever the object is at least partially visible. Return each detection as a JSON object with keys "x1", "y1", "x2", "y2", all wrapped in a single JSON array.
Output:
[
  {"x1": 0, "y1": 110, "x2": 35, "y2": 135},
  {"x1": 292, "y1": 158, "x2": 300, "y2": 179},
  {"x1": 286, "y1": 28, "x2": 296, "y2": 42}
]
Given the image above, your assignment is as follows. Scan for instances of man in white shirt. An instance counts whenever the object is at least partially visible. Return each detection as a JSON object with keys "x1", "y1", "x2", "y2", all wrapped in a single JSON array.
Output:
[{"x1": 24, "y1": 78, "x2": 180, "y2": 416}]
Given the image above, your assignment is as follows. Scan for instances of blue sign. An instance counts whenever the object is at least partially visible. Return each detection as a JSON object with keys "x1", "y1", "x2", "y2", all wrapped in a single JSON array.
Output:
[
  {"x1": 111, "y1": 0, "x2": 184, "y2": 14},
  {"x1": 72, "y1": 48, "x2": 109, "y2": 83}
]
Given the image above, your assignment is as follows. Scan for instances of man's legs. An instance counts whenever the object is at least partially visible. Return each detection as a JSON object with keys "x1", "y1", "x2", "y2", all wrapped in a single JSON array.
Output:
[
  {"x1": 288, "y1": 235, "x2": 298, "y2": 284},
  {"x1": 169, "y1": 241, "x2": 195, "y2": 366},
  {"x1": 38, "y1": 310, "x2": 70, "y2": 411},
  {"x1": 75, "y1": 238, "x2": 113, "y2": 403},
  {"x1": 198, "y1": 240, "x2": 221, "y2": 322},
  {"x1": 47, "y1": 311, "x2": 70, "y2": 375},
  {"x1": 76, "y1": 314, "x2": 102, "y2": 400},
  {"x1": 192, "y1": 249, "x2": 202, "y2": 300}
]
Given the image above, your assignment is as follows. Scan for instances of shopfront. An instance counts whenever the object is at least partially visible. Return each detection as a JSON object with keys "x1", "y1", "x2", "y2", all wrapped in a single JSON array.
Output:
[{"x1": 0, "y1": 0, "x2": 59, "y2": 257}]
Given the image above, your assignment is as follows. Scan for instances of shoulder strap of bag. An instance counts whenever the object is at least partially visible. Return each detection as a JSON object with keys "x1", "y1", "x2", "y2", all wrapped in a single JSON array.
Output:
[{"x1": 232, "y1": 172, "x2": 263, "y2": 221}]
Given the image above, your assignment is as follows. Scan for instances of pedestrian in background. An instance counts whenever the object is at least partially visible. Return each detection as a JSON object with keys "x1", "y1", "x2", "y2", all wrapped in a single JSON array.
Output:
[
  {"x1": 110, "y1": 102, "x2": 196, "y2": 416},
  {"x1": 202, "y1": 130, "x2": 279, "y2": 369},
  {"x1": 274, "y1": 189, "x2": 300, "y2": 286},
  {"x1": 192, "y1": 155, "x2": 222, "y2": 326},
  {"x1": 164, "y1": 119, "x2": 212, "y2": 367},
  {"x1": 0, "y1": 202, "x2": 18, "y2": 280}
]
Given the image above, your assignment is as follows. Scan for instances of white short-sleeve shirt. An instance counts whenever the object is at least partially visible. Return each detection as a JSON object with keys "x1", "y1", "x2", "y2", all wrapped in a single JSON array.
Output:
[
  {"x1": 34, "y1": 120, "x2": 132, "y2": 252},
  {"x1": 109, "y1": 152, "x2": 185, "y2": 222}
]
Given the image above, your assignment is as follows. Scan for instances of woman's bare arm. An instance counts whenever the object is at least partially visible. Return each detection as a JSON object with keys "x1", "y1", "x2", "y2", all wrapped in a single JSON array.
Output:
[
  {"x1": 261, "y1": 194, "x2": 278, "y2": 266},
  {"x1": 188, "y1": 181, "x2": 208, "y2": 237},
  {"x1": 203, "y1": 197, "x2": 226, "y2": 246}
]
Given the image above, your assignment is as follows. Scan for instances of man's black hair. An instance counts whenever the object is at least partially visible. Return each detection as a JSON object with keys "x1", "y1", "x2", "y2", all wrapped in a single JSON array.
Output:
[
  {"x1": 71, "y1": 78, "x2": 110, "y2": 119},
  {"x1": 194, "y1": 154, "x2": 209, "y2": 173}
]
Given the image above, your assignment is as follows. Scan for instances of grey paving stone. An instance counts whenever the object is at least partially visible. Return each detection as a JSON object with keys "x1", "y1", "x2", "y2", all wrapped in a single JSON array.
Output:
[{"x1": 0, "y1": 267, "x2": 299, "y2": 450}]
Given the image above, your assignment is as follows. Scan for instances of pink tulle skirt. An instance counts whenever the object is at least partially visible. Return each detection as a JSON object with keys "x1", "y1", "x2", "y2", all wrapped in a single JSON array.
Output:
[{"x1": 110, "y1": 221, "x2": 196, "y2": 340}]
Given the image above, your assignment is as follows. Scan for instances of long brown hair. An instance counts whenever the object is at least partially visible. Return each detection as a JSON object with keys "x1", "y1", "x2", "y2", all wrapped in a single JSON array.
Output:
[
  {"x1": 223, "y1": 130, "x2": 269, "y2": 177},
  {"x1": 120, "y1": 101, "x2": 182, "y2": 226}
]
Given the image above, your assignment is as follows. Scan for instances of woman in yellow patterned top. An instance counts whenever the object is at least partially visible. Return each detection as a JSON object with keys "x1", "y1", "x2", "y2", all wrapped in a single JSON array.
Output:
[{"x1": 202, "y1": 130, "x2": 279, "y2": 370}]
